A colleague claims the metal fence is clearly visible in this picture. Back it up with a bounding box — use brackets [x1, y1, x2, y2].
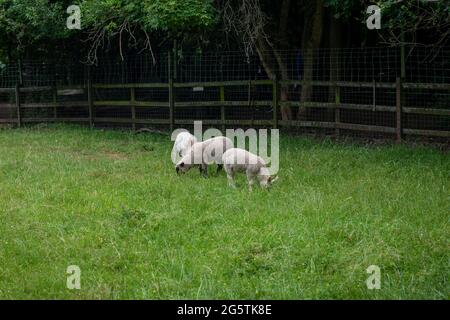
[0, 46, 449, 141]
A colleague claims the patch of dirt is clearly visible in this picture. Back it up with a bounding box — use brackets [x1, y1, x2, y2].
[103, 151, 128, 160]
[66, 149, 129, 161]
[0, 124, 14, 129]
[87, 171, 109, 178]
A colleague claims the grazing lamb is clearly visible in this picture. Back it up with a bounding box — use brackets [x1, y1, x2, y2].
[172, 131, 198, 158]
[222, 148, 278, 190]
[175, 136, 233, 177]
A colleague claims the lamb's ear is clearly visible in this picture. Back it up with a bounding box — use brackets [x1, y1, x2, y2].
[269, 175, 279, 183]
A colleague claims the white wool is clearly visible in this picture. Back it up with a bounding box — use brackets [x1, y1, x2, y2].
[222, 148, 277, 189]
[173, 131, 197, 158]
[175, 136, 233, 175]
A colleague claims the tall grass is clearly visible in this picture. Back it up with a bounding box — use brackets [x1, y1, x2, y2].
[0, 125, 448, 299]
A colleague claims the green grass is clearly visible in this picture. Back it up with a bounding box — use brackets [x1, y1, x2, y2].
[0, 124, 448, 299]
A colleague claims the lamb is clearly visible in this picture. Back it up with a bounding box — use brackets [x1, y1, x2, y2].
[175, 136, 233, 177]
[172, 131, 198, 158]
[222, 148, 278, 190]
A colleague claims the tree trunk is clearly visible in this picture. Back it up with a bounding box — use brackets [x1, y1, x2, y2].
[276, 0, 292, 120]
[255, 37, 276, 80]
[256, 27, 293, 120]
[278, 0, 291, 43]
[253, 0, 293, 121]
[298, 1, 324, 120]
[329, 12, 342, 102]
[273, 49, 292, 120]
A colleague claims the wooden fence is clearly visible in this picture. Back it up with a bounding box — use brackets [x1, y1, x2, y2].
[0, 78, 449, 141]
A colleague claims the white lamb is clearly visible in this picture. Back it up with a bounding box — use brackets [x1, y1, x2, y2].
[222, 148, 278, 190]
[175, 136, 233, 177]
[172, 131, 197, 158]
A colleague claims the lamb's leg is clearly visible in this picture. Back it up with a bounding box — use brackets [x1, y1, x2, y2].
[216, 164, 223, 175]
[246, 171, 255, 192]
[201, 163, 208, 178]
[225, 165, 236, 188]
[227, 174, 236, 188]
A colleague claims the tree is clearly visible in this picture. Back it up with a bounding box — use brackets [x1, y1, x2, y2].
[298, 0, 324, 119]
[327, 0, 450, 48]
[0, 0, 73, 60]
[80, 0, 216, 64]
[219, 0, 297, 120]
[219, 0, 448, 120]
[377, 0, 450, 48]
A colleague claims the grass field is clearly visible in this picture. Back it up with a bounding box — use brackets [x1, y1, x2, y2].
[0, 124, 448, 299]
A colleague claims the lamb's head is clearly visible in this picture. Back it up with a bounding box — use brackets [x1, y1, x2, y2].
[179, 138, 196, 157]
[259, 175, 278, 188]
[175, 154, 193, 174]
[258, 167, 278, 188]
[179, 147, 188, 158]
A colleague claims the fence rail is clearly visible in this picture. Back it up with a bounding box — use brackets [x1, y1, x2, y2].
[0, 78, 449, 140]
[1, 47, 449, 141]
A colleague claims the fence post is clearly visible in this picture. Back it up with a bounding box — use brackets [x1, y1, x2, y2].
[335, 85, 341, 136]
[53, 85, 58, 119]
[15, 84, 21, 127]
[168, 52, 174, 132]
[173, 39, 177, 81]
[396, 77, 403, 143]
[169, 78, 174, 132]
[87, 67, 94, 129]
[400, 33, 406, 79]
[18, 58, 23, 86]
[272, 76, 278, 129]
[130, 87, 136, 131]
[220, 86, 225, 133]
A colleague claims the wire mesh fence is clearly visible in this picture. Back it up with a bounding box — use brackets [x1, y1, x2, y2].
[0, 46, 448, 141]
